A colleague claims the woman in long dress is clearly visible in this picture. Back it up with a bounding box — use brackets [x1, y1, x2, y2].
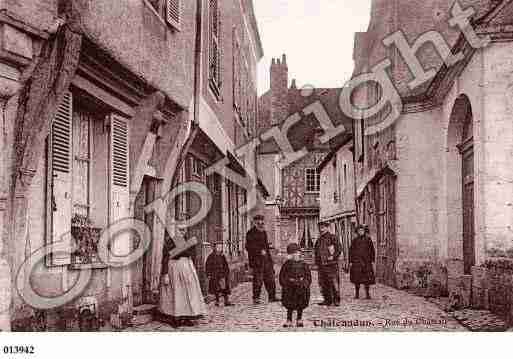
[158, 227, 207, 327]
[349, 224, 376, 299]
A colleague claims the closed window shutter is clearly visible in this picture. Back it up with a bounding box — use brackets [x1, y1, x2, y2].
[166, 0, 180, 29]
[209, 0, 222, 90]
[109, 115, 130, 257]
[217, 7, 222, 88]
[49, 91, 73, 266]
[233, 29, 239, 110]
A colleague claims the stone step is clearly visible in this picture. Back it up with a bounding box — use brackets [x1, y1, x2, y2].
[131, 313, 154, 326]
[133, 304, 156, 316]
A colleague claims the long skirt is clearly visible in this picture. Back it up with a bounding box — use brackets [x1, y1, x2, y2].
[349, 261, 375, 285]
[159, 257, 207, 318]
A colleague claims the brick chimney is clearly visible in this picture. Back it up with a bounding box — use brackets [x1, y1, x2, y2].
[270, 54, 289, 126]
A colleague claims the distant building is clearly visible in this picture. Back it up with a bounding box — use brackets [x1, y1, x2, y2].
[256, 55, 351, 256]
[352, 0, 513, 321]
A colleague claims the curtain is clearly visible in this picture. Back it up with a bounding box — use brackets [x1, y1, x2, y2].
[306, 217, 318, 249]
[297, 218, 306, 248]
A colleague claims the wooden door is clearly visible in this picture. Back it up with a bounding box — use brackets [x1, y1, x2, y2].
[462, 145, 475, 274]
[133, 178, 155, 305]
[375, 175, 396, 287]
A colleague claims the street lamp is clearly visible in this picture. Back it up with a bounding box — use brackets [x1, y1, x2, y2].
[275, 195, 283, 209]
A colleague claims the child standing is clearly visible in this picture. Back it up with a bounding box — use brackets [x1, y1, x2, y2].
[279, 243, 312, 328]
[206, 242, 233, 307]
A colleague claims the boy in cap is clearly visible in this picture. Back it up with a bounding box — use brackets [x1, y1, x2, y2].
[206, 242, 233, 306]
[279, 243, 312, 328]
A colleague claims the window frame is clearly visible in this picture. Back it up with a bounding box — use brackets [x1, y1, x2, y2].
[305, 167, 320, 194]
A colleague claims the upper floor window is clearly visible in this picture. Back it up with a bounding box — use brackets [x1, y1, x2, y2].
[233, 27, 257, 136]
[146, 0, 181, 30]
[191, 156, 205, 180]
[209, 0, 222, 98]
[305, 168, 320, 193]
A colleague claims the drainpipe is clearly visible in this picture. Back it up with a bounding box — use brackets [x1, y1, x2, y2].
[193, 0, 203, 126]
[351, 117, 360, 227]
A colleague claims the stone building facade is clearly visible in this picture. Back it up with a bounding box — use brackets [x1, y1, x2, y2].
[0, 0, 263, 331]
[351, 0, 513, 322]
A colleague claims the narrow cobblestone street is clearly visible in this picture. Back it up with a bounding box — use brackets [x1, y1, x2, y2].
[132, 271, 466, 332]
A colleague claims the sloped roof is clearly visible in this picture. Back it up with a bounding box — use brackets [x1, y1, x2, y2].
[257, 86, 353, 154]
[352, 0, 504, 98]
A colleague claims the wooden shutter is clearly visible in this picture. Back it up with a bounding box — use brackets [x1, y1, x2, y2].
[49, 91, 73, 266]
[109, 114, 130, 257]
[209, 0, 221, 89]
[232, 28, 239, 111]
[166, 0, 180, 30]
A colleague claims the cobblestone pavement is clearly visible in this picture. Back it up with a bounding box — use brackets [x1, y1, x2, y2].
[132, 271, 466, 332]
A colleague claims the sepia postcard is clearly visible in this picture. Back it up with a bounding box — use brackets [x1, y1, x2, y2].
[0, 2, 512, 352]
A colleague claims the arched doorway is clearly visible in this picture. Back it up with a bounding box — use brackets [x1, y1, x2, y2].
[459, 105, 474, 274]
[447, 95, 474, 274]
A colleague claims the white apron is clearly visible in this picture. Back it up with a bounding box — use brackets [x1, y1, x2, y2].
[159, 257, 207, 317]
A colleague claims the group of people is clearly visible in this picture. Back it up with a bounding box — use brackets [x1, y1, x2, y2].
[156, 215, 376, 329]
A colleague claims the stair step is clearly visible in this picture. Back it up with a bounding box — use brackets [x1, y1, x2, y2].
[133, 304, 156, 316]
[131, 313, 153, 326]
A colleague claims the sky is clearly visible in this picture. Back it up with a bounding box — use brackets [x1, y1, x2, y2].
[254, 0, 372, 94]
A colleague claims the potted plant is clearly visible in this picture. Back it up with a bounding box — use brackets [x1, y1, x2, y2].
[71, 214, 102, 266]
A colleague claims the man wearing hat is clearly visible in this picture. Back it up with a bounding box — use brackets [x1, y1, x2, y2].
[245, 214, 278, 304]
[314, 220, 342, 306]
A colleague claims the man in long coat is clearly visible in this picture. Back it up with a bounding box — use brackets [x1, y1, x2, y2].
[349, 224, 376, 299]
[245, 215, 279, 304]
[314, 221, 342, 306]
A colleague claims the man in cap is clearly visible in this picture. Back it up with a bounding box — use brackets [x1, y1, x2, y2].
[314, 220, 342, 306]
[245, 214, 278, 304]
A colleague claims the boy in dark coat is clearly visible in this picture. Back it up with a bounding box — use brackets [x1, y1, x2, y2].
[349, 224, 376, 299]
[279, 243, 312, 328]
[206, 242, 233, 306]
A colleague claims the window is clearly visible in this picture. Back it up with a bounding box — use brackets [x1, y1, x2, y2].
[305, 168, 320, 193]
[209, 0, 222, 97]
[191, 156, 205, 179]
[146, 0, 181, 30]
[47, 91, 129, 267]
[227, 180, 247, 257]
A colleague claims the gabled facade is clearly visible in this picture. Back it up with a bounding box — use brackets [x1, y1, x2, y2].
[352, 0, 513, 322]
[318, 138, 356, 270]
[256, 55, 351, 256]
